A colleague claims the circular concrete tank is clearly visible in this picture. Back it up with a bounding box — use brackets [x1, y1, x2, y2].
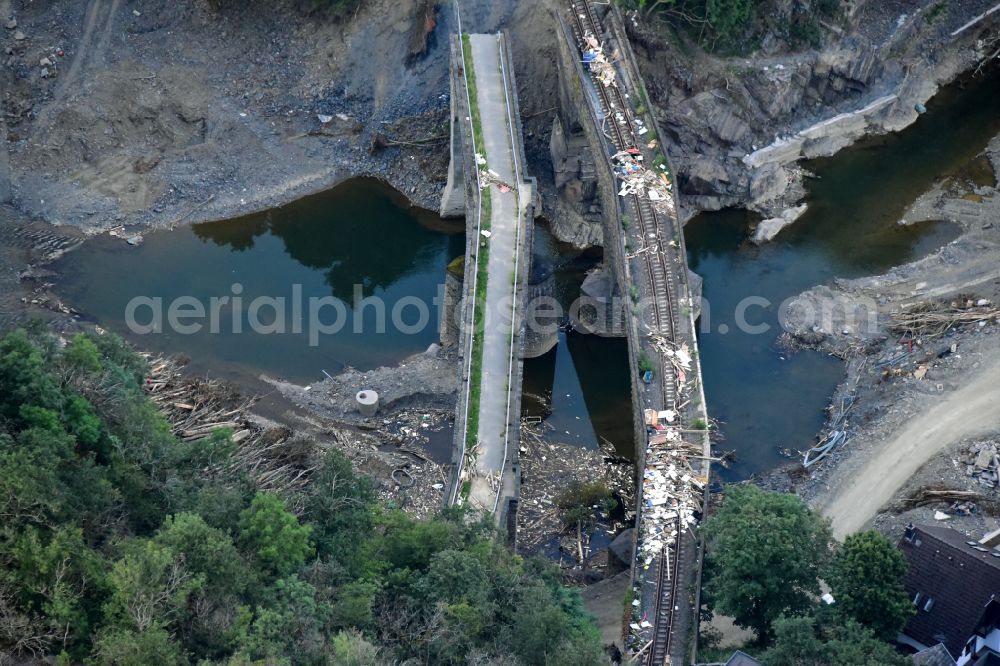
[355, 390, 379, 417]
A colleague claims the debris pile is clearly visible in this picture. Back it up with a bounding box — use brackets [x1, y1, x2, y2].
[898, 485, 999, 517]
[963, 441, 1000, 489]
[517, 419, 634, 554]
[634, 442, 703, 566]
[625, 425, 704, 651]
[478, 168, 514, 193]
[891, 298, 999, 338]
[612, 151, 676, 215]
[582, 35, 617, 88]
[149, 355, 448, 519]
[274, 350, 458, 424]
[144, 354, 315, 499]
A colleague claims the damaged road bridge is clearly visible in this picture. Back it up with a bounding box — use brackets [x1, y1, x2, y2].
[440, 27, 538, 533]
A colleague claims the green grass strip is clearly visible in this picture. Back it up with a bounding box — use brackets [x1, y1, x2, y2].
[461, 34, 491, 451]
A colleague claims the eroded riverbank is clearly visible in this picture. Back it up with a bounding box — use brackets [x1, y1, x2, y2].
[687, 66, 1000, 481]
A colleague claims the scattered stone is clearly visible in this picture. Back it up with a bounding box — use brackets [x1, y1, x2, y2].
[39, 57, 51, 67]
[126, 235, 143, 246]
[13, 30, 25, 41]
[40, 67, 49, 78]
[4, 18, 16, 30]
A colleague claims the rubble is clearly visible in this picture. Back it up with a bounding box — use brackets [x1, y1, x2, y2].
[612, 151, 677, 216]
[517, 419, 634, 557]
[149, 353, 450, 520]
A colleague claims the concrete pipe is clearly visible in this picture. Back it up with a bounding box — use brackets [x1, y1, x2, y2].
[355, 390, 379, 417]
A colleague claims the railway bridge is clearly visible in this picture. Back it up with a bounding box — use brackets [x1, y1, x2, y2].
[554, 3, 713, 662]
[439, 4, 711, 662]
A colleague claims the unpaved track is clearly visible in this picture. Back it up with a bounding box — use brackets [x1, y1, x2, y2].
[818, 352, 1000, 539]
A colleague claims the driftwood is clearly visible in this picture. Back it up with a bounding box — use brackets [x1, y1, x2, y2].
[897, 486, 1000, 515]
[891, 299, 999, 338]
[142, 354, 315, 502]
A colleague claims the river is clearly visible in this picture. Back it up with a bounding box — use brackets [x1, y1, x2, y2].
[53, 69, 999, 480]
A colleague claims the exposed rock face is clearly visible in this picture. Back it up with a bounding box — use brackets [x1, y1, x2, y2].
[751, 204, 808, 244]
[687, 269, 703, 321]
[547, 116, 604, 247]
[624, 0, 1000, 219]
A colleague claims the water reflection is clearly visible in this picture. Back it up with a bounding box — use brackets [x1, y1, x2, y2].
[193, 179, 462, 301]
[55, 179, 464, 384]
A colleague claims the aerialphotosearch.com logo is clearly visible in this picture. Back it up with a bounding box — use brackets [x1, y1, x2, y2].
[123, 282, 881, 345]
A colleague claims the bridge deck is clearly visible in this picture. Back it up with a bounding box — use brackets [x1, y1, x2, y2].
[451, 33, 531, 518]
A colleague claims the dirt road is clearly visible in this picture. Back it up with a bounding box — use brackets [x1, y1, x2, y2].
[817, 350, 1000, 539]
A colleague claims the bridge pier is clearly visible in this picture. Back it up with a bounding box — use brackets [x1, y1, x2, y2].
[439, 61, 467, 219]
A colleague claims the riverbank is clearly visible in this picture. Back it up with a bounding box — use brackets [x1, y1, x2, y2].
[624, 0, 1000, 225]
[766, 132, 1000, 539]
[1, 0, 451, 233]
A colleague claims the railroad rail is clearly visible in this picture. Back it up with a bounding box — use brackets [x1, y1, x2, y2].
[568, 2, 684, 663]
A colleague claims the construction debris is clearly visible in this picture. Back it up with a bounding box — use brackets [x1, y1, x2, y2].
[478, 168, 514, 193]
[963, 440, 1000, 489]
[517, 419, 634, 556]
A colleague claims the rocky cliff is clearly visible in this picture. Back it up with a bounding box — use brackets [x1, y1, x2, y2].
[625, 0, 1000, 222]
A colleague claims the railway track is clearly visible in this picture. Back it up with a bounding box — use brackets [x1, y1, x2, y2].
[568, 0, 677, 399]
[568, 3, 684, 663]
[648, 521, 684, 664]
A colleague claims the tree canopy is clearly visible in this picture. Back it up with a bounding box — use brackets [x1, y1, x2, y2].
[0, 326, 605, 665]
[704, 484, 833, 644]
[763, 614, 910, 666]
[827, 530, 914, 641]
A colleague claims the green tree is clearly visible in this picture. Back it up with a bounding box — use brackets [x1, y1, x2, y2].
[763, 614, 910, 666]
[91, 626, 185, 666]
[0, 329, 62, 420]
[154, 511, 251, 658]
[827, 530, 913, 640]
[705, 0, 753, 43]
[102, 539, 197, 633]
[155, 513, 247, 597]
[238, 493, 313, 577]
[303, 448, 375, 570]
[236, 576, 329, 665]
[704, 485, 832, 644]
[329, 629, 384, 666]
[0, 526, 107, 655]
[61, 334, 103, 380]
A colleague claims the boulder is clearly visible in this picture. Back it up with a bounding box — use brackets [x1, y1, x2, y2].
[681, 156, 731, 196]
[748, 162, 789, 205]
[751, 204, 807, 244]
[608, 528, 634, 568]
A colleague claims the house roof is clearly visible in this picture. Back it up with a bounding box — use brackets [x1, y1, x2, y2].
[724, 651, 762, 666]
[899, 524, 1000, 657]
[972, 649, 1000, 666]
[912, 643, 957, 666]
